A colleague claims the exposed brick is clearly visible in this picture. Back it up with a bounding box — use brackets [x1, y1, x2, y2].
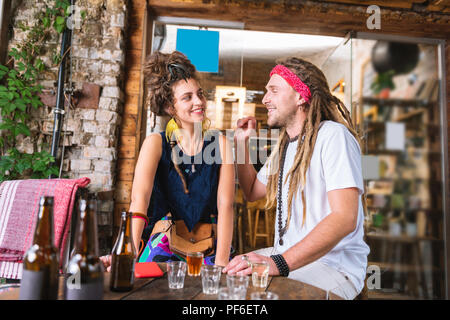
[94, 159, 114, 172]
[111, 13, 125, 28]
[96, 109, 117, 123]
[72, 46, 89, 59]
[82, 120, 98, 133]
[80, 109, 96, 120]
[71, 159, 92, 171]
[95, 135, 111, 148]
[84, 147, 116, 161]
[102, 86, 122, 99]
[66, 117, 82, 132]
[98, 97, 121, 112]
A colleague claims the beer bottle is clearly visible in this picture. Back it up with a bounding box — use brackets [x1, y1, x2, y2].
[110, 211, 136, 292]
[19, 196, 59, 300]
[64, 196, 104, 299]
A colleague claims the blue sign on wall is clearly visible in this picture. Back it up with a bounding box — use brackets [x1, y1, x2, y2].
[176, 29, 219, 73]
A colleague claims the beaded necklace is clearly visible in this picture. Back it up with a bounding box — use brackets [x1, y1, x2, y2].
[277, 133, 304, 246]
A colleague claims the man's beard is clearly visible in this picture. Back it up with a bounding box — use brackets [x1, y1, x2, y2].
[267, 110, 286, 129]
[268, 122, 282, 129]
[267, 104, 299, 129]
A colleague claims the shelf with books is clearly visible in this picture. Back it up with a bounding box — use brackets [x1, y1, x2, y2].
[361, 97, 437, 108]
[366, 232, 442, 243]
[365, 121, 440, 134]
[367, 261, 441, 273]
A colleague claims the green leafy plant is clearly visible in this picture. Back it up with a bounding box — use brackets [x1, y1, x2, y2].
[370, 70, 396, 95]
[0, 0, 74, 181]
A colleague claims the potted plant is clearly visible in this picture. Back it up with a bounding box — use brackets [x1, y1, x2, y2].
[370, 70, 396, 99]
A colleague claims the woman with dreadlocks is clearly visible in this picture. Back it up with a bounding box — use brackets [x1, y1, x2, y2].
[223, 57, 369, 299]
[100, 51, 235, 269]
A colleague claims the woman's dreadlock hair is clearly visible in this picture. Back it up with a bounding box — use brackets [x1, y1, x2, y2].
[143, 51, 199, 194]
[265, 57, 364, 230]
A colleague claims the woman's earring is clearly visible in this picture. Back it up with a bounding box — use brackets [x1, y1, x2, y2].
[165, 118, 180, 143]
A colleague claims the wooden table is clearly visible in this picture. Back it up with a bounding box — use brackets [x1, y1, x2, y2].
[0, 263, 341, 300]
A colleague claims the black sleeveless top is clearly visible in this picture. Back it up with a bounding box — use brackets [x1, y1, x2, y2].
[143, 130, 222, 241]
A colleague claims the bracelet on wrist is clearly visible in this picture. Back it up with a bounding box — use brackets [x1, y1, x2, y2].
[131, 212, 149, 228]
[270, 254, 290, 277]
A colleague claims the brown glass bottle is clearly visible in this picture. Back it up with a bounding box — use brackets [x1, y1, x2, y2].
[64, 197, 104, 300]
[110, 211, 136, 292]
[19, 196, 59, 300]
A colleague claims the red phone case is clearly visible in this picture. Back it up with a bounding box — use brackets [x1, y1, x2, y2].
[134, 262, 164, 278]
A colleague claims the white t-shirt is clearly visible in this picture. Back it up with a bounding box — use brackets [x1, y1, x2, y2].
[257, 120, 370, 292]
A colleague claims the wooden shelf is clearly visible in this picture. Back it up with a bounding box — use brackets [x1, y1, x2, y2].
[365, 121, 440, 131]
[366, 232, 442, 243]
[365, 121, 419, 132]
[368, 261, 441, 273]
[366, 206, 442, 215]
[362, 97, 437, 108]
[365, 149, 403, 155]
[394, 108, 426, 122]
[365, 149, 441, 156]
[364, 177, 428, 182]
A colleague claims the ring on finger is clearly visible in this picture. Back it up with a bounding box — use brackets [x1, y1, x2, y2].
[241, 255, 251, 268]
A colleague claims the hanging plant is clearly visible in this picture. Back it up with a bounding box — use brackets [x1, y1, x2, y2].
[370, 70, 396, 96]
[0, 0, 82, 181]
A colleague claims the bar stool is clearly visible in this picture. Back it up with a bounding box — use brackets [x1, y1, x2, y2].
[246, 198, 274, 249]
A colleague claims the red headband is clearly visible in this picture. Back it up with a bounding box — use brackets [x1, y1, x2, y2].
[270, 65, 311, 103]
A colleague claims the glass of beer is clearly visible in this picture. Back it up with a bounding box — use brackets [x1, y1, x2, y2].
[186, 252, 203, 276]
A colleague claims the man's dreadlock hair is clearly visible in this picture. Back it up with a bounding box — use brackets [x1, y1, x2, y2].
[265, 57, 364, 230]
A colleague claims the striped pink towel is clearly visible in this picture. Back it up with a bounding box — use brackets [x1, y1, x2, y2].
[0, 177, 90, 279]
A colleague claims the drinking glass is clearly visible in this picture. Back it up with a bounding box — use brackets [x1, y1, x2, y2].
[251, 261, 269, 288]
[217, 287, 233, 300]
[186, 252, 203, 277]
[167, 261, 187, 289]
[201, 265, 222, 294]
[226, 274, 249, 299]
[250, 291, 279, 300]
[217, 286, 247, 300]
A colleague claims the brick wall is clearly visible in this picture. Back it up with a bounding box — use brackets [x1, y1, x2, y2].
[6, 0, 128, 254]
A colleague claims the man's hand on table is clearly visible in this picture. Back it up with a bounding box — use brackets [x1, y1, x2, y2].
[222, 252, 279, 276]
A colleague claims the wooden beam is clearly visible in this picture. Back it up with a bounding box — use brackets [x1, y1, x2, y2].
[117, 159, 136, 181]
[114, 181, 132, 204]
[319, 0, 424, 9]
[125, 49, 143, 71]
[146, 0, 450, 39]
[121, 113, 138, 135]
[119, 135, 136, 159]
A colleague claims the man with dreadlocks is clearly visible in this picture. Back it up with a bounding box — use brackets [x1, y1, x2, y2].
[223, 58, 370, 299]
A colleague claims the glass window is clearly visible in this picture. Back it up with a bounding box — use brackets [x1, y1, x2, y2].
[354, 39, 446, 299]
